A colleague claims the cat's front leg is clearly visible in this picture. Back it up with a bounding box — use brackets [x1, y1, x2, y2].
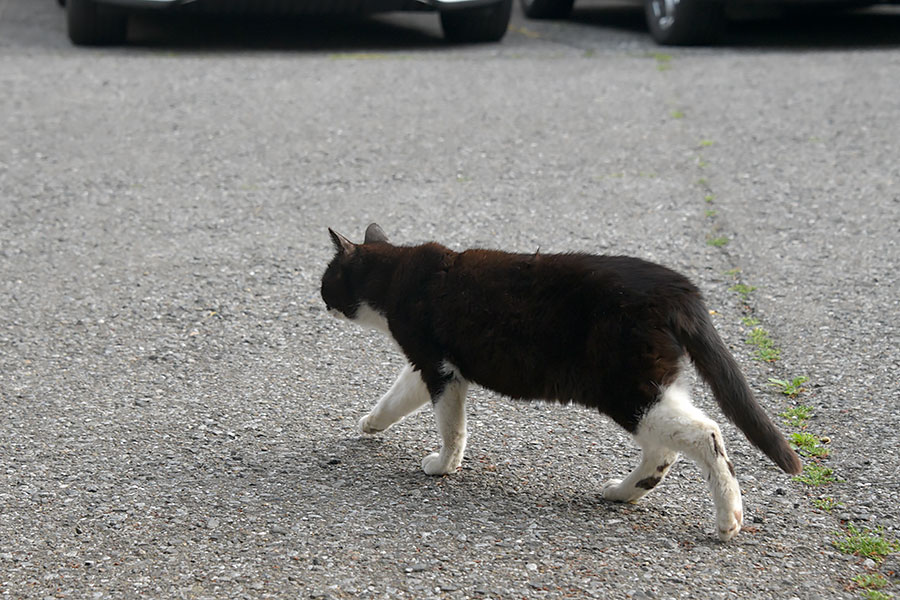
[358, 364, 431, 434]
[421, 377, 469, 475]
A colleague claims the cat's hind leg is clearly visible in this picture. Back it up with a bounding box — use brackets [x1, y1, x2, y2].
[421, 376, 469, 476]
[633, 381, 743, 541]
[358, 363, 431, 434]
[601, 443, 679, 504]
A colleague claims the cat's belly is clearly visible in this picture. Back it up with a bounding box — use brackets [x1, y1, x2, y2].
[443, 356, 583, 404]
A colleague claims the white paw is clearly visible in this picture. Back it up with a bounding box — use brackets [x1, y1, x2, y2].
[357, 414, 384, 435]
[716, 508, 743, 542]
[602, 479, 639, 503]
[714, 482, 743, 541]
[601, 478, 624, 499]
[421, 452, 458, 476]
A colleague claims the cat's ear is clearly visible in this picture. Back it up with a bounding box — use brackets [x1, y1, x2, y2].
[328, 228, 356, 256]
[364, 223, 389, 245]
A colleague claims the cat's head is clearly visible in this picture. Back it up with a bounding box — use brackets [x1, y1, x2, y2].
[321, 223, 390, 322]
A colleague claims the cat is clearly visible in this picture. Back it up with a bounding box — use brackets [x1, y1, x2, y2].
[321, 223, 802, 541]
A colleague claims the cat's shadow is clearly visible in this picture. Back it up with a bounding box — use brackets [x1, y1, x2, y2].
[316, 434, 719, 546]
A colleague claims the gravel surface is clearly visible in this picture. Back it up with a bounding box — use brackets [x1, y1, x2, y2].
[2, 1, 899, 599]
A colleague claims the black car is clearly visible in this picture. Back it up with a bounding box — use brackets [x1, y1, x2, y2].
[62, 0, 513, 45]
[521, 0, 893, 45]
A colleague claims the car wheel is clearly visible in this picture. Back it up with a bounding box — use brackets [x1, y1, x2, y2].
[644, 0, 724, 46]
[519, 0, 575, 19]
[67, 0, 128, 46]
[440, 0, 513, 43]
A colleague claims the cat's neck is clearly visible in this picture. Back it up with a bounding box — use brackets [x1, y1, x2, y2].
[355, 242, 455, 310]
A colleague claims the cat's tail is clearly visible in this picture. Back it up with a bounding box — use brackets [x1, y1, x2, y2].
[676, 300, 802, 475]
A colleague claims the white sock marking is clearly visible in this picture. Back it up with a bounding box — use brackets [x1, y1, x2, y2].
[608, 382, 743, 541]
[359, 364, 431, 434]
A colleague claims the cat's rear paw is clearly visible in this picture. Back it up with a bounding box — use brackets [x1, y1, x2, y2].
[716, 508, 743, 542]
[421, 452, 459, 476]
[601, 479, 641, 504]
[358, 414, 384, 435]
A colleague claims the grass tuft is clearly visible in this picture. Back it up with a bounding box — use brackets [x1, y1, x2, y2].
[853, 573, 889, 591]
[768, 376, 809, 398]
[730, 283, 757, 301]
[834, 524, 900, 563]
[746, 327, 781, 362]
[794, 463, 838, 486]
[789, 432, 830, 458]
[780, 404, 814, 428]
[812, 497, 841, 512]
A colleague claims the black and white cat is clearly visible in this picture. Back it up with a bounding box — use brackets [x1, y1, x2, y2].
[321, 223, 801, 541]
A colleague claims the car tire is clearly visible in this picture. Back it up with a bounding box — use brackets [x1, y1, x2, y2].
[67, 0, 128, 46]
[644, 0, 724, 46]
[440, 0, 513, 43]
[519, 0, 575, 19]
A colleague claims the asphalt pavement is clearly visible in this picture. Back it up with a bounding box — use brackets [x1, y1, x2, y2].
[1, 1, 899, 599]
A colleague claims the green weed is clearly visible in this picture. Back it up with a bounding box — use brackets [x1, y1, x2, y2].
[746, 327, 781, 362]
[742, 317, 760, 327]
[789, 432, 830, 458]
[756, 347, 781, 362]
[854, 573, 889, 591]
[730, 283, 757, 301]
[834, 524, 900, 563]
[794, 463, 838, 486]
[861, 590, 892, 600]
[780, 404, 814, 428]
[812, 497, 841, 512]
[768, 376, 810, 398]
[707, 236, 729, 248]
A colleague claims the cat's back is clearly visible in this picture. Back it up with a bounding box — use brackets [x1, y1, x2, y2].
[441, 248, 697, 302]
[424, 248, 698, 402]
